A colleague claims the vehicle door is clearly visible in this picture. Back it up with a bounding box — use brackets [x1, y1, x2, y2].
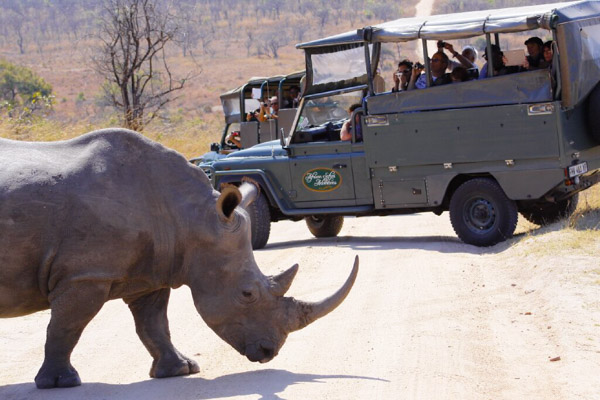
[286, 90, 365, 206]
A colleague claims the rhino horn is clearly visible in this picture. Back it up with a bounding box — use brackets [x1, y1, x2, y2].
[291, 256, 359, 332]
[270, 264, 299, 297]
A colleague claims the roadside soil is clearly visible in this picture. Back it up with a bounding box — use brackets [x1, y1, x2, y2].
[1, 213, 599, 400]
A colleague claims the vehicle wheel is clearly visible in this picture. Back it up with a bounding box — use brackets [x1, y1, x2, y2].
[449, 178, 518, 247]
[305, 215, 344, 238]
[247, 192, 271, 250]
[520, 193, 579, 226]
[586, 83, 600, 143]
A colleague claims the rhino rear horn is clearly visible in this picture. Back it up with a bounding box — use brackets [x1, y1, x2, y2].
[270, 264, 299, 297]
[291, 256, 359, 331]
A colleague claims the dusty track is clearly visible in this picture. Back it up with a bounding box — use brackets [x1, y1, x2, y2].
[1, 213, 599, 400]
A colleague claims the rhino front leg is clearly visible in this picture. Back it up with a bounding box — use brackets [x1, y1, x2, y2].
[126, 288, 200, 378]
[35, 283, 110, 389]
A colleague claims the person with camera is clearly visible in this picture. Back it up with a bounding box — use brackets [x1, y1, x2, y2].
[256, 96, 279, 122]
[392, 59, 413, 92]
[408, 51, 451, 90]
[438, 41, 478, 73]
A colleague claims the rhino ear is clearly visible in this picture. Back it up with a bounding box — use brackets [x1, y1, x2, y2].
[238, 179, 260, 210]
[216, 185, 242, 222]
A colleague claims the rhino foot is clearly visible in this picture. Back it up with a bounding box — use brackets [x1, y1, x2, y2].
[151, 353, 200, 378]
[35, 365, 81, 389]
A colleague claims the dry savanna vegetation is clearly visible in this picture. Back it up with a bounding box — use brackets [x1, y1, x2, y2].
[0, 0, 598, 247]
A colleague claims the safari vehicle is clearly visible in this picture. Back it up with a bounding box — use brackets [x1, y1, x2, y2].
[189, 71, 304, 171]
[207, 1, 600, 249]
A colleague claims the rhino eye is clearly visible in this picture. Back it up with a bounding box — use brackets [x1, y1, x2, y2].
[239, 289, 257, 304]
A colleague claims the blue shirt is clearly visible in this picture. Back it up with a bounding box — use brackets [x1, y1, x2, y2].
[478, 63, 489, 79]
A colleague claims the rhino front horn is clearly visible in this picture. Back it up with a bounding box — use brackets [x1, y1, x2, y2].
[291, 255, 359, 331]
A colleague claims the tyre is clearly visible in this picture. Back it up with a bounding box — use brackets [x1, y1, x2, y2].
[305, 215, 344, 238]
[449, 178, 518, 247]
[247, 192, 271, 250]
[520, 193, 579, 226]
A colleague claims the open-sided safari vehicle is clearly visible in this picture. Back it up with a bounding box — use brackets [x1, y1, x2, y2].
[190, 71, 304, 173]
[207, 1, 600, 249]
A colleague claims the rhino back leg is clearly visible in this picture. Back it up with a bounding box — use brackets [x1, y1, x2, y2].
[125, 288, 200, 378]
[35, 282, 110, 389]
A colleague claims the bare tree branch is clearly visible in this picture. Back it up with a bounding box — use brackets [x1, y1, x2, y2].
[92, 0, 194, 131]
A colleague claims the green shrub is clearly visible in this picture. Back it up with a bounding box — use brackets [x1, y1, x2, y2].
[0, 59, 54, 121]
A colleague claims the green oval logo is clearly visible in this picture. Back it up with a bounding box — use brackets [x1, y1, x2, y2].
[302, 168, 342, 192]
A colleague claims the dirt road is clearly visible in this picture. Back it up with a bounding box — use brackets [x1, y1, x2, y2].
[1, 213, 599, 400]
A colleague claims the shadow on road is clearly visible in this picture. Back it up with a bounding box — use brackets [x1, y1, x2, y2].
[0, 369, 387, 400]
[263, 232, 529, 255]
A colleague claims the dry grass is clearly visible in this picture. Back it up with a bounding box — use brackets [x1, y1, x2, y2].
[0, 113, 222, 160]
[512, 185, 600, 256]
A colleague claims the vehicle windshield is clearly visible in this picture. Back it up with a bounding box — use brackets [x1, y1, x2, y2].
[295, 89, 364, 132]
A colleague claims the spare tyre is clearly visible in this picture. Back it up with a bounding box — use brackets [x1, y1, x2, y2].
[586, 83, 600, 143]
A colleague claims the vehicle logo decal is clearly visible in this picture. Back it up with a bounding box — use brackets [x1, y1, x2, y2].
[302, 168, 342, 192]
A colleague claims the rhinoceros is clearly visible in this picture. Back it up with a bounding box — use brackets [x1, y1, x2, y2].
[0, 128, 358, 389]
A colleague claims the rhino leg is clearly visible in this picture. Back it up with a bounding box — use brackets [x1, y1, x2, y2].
[35, 283, 110, 389]
[126, 288, 200, 378]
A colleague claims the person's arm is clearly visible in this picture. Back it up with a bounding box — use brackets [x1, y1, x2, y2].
[256, 102, 268, 122]
[392, 71, 400, 92]
[407, 67, 422, 90]
[445, 43, 476, 69]
[340, 121, 352, 141]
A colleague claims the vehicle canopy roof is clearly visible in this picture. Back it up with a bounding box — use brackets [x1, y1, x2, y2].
[297, 1, 600, 47]
[297, 0, 600, 108]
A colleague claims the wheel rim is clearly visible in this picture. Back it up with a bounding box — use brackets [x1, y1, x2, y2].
[463, 197, 496, 233]
[308, 216, 325, 226]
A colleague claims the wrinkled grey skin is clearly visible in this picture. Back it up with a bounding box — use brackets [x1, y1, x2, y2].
[0, 129, 358, 389]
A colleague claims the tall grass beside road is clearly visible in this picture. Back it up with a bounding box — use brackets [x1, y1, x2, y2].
[0, 114, 221, 160]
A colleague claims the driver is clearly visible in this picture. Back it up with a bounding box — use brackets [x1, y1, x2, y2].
[340, 103, 363, 141]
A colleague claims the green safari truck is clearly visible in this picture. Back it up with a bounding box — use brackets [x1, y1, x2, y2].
[207, 1, 600, 249]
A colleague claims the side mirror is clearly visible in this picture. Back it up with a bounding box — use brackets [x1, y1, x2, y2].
[210, 142, 220, 152]
[280, 128, 290, 154]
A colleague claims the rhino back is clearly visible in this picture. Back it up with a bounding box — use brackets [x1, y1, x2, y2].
[0, 129, 214, 316]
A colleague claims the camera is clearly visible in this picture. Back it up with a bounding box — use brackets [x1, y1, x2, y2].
[414, 62, 424, 70]
[437, 40, 446, 48]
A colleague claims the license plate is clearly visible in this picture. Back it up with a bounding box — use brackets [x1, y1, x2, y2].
[568, 162, 588, 178]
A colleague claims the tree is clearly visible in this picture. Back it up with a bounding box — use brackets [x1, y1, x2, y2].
[0, 59, 54, 120]
[94, 0, 191, 131]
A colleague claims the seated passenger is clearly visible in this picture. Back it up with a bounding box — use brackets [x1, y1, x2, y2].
[392, 59, 413, 92]
[478, 44, 520, 79]
[408, 51, 451, 90]
[256, 96, 279, 122]
[283, 86, 301, 109]
[439, 41, 478, 73]
[543, 40, 553, 68]
[225, 131, 241, 148]
[451, 66, 469, 83]
[246, 108, 260, 122]
[340, 103, 362, 142]
[524, 37, 548, 70]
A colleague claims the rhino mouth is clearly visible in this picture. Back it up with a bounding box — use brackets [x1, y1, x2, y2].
[244, 341, 276, 363]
